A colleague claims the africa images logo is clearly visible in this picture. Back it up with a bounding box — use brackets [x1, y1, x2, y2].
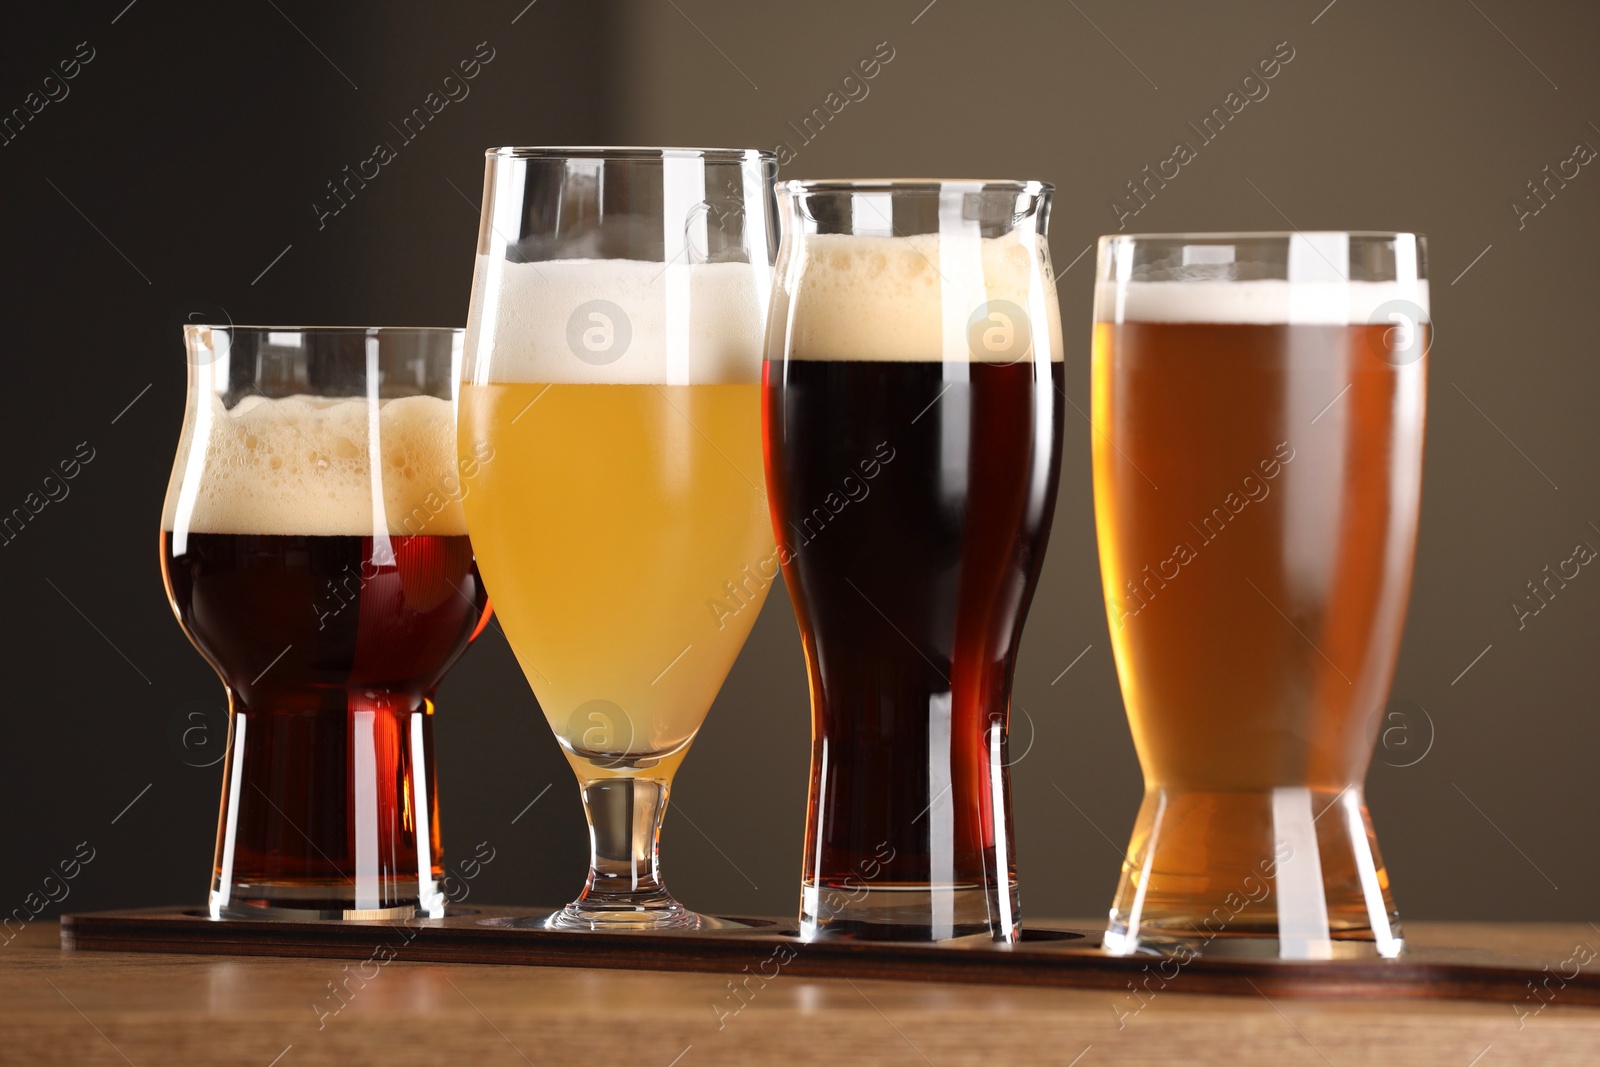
[565, 300, 632, 365]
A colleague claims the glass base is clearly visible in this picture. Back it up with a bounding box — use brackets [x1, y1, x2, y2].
[557, 775, 709, 931]
[544, 902, 743, 931]
[209, 880, 444, 921]
[800, 882, 1019, 942]
[1103, 928, 1402, 960]
[545, 893, 703, 931]
[478, 911, 756, 932]
[206, 699, 448, 924]
[1105, 785, 1402, 960]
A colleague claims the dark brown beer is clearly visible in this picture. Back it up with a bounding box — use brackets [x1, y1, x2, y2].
[162, 531, 489, 913]
[764, 358, 1063, 940]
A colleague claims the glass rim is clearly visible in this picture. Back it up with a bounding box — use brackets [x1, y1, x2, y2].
[181, 324, 464, 334]
[1098, 230, 1424, 244]
[484, 146, 776, 163]
[783, 178, 1051, 195]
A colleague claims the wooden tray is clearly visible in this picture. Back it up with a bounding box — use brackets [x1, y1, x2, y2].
[60, 906, 1599, 1007]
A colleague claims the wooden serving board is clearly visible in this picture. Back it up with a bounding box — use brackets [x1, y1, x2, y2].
[60, 906, 1599, 1007]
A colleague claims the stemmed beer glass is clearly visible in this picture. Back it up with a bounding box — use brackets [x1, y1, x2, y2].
[459, 147, 778, 929]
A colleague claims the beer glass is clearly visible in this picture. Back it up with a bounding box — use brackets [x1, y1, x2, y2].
[766, 180, 1064, 941]
[459, 147, 778, 930]
[1092, 232, 1428, 959]
[162, 326, 492, 919]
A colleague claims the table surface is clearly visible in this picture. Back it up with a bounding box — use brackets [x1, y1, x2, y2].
[3, 920, 1597, 1066]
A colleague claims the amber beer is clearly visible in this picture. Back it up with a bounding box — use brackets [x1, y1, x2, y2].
[164, 531, 487, 910]
[162, 383, 490, 918]
[1092, 244, 1428, 957]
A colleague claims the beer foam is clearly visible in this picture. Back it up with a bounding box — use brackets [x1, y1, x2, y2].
[781, 233, 1064, 362]
[162, 394, 469, 537]
[466, 257, 766, 384]
[1094, 280, 1431, 325]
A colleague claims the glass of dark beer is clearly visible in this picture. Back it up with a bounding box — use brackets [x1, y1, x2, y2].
[161, 326, 492, 919]
[765, 180, 1065, 941]
[1092, 232, 1428, 959]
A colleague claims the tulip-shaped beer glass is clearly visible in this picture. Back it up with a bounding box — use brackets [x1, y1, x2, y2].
[459, 148, 778, 929]
[161, 326, 492, 919]
[1092, 232, 1428, 958]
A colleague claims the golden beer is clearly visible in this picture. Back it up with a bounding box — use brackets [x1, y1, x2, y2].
[462, 146, 777, 929]
[458, 381, 772, 778]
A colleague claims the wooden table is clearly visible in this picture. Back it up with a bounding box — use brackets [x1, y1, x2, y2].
[6, 921, 1598, 1065]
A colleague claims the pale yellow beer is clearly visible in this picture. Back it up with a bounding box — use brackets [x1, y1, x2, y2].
[462, 147, 777, 929]
[459, 380, 772, 778]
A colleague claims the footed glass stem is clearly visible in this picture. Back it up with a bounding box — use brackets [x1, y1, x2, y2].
[547, 776, 700, 931]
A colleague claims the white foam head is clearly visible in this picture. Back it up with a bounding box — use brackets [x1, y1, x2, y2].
[1094, 279, 1431, 324]
[779, 233, 1064, 362]
[162, 394, 468, 537]
[465, 257, 766, 385]
[1096, 232, 1428, 324]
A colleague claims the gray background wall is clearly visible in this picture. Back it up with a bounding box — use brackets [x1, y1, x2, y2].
[1, 0, 1594, 927]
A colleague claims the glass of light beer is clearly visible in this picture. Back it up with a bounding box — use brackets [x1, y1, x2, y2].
[1092, 232, 1428, 958]
[766, 180, 1065, 941]
[161, 326, 492, 919]
[459, 147, 777, 929]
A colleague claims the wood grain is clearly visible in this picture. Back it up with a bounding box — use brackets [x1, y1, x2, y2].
[11, 919, 1600, 1066]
